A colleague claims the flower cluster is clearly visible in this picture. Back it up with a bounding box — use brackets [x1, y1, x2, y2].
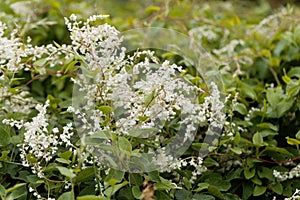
[0, 20, 59, 72]
[189, 25, 226, 44]
[284, 189, 300, 200]
[64, 13, 124, 72]
[273, 189, 300, 200]
[0, 19, 65, 115]
[0, 21, 27, 72]
[64, 14, 225, 172]
[3, 101, 75, 178]
[273, 164, 300, 182]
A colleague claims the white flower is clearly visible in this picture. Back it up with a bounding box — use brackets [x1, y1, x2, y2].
[52, 127, 59, 133]
[29, 187, 34, 192]
[69, 14, 77, 21]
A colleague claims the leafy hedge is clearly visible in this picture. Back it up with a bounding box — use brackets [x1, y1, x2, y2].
[0, 1, 300, 200]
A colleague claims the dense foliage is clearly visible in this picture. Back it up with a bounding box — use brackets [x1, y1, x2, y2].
[0, 1, 300, 199]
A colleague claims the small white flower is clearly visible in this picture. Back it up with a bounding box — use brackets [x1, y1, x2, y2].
[52, 127, 59, 133]
[29, 187, 34, 192]
[69, 14, 77, 21]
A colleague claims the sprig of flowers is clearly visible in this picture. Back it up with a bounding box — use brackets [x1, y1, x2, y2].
[273, 164, 300, 182]
[3, 100, 76, 178]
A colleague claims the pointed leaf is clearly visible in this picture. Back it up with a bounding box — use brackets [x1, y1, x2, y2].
[253, 132, 263, 146]
[253, 185, 266, 196]
[58, 192, 73, 200]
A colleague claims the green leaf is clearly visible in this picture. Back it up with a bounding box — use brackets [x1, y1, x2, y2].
[6, 186, 27, 200]
[155, 177, 175, 190]
[258, 130, 278, 137]
[105, 169, 124, 183]
[175, 189, 192, 199]
[276, 98, 294, 117]
[33, 58, 47, 67]
[269, 57, 280, 67]
[53, 40, 62, 48]
[282, 74, 292, 84]
[5, 183, 26, 194]
[129, 173, 143, 186]
[58, 151, 73, 160]
[244, 168, 255, 179]
[287, 81, 300, 97]
[195, 183, 209, 192]
[75, 167, 95, 183]
[266, 87, 294, 118]
[59, 99, 73, 108]
[155, 191, 172, 200]
[256, 123, 278, 132]
[287, 67, 300, 78]
[239, 82, 257, 100]
[242, 182, 253, 200]
[57, 166, 75, 179]
[128, 127, 158, 137]
[246, 157, 261, 168]
[224, 193, 240, 200]
[205, 178, 231, 192]
[296, 130, 300, 139]
[78, 185, 97, 197]
[118, 136, 132, 153]
[258, 167, 275, 181]
[26, 154, 38, 163]
[138, 115, 150, 122]
[162, 52, 176, 59]
[98, 105, 113, 114]
[77, 195, 106, 200]
[132, 186, 141, 199]
[0, 184, 5, 199]
[117, 187, 134, 200]
[0, 150, 10, 161]
[10, 134, 23, 145]
[0, 123, 11, 147]
[144, 90, 156, 106]
[108, 179, 117, 186]
[193, 194, 215, 200]
[226, 168, 242, 181]
[204, 157, 219, 167]
[251, 176, 262, 185]
[286, 137, 300, 145]
[253, 185, 266, 196]
[55, 158, 71, 164]
[148, 171, 161, 182]
[191, 143, 209, 152]
[260, 49, 271, 57]
[253, 132, 263, 146]
[261, 146, 293, 156]
[183, 177, 192, 190]
[58, 191, 74, 200]
[230, 147, 242, 155]
[65, 60, 79, 73]
[208, 185, 225, 199]
[269, 182, 283, 195]
[145, 6, 161, 13]
[103, 181, 128, 197]
[234, 103, 247, 115]
[266, 87, 282, 108]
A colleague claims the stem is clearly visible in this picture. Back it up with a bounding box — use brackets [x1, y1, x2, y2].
[22, 69, 76, 89]
[269, 66, 281, 86]
[251, 155, 300, 165]
[255, 146, 259, 157]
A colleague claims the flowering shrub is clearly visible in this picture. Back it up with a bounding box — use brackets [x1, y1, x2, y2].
[0, 1, 300, 200]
